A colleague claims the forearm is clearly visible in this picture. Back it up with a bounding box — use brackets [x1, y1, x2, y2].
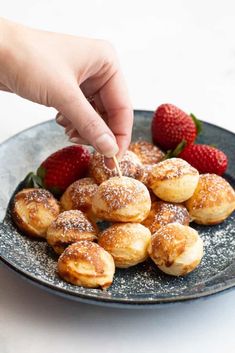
[0, 18, 17, 91]
[0, 18, 30, 94]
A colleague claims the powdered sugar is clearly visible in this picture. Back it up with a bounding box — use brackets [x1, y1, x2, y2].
[190, 173, 235, 209]
[63, 177, 98, 210]
[129, 140, 165, 165]
[151, 158, 198, 181]
[143, 201, 190, 233]
[18, 188, 57, 210]
[99, 177, 149, 211]
[1, 191, 235, 302]
[89, 151, 144, 184]
[51, 210, 95, 233]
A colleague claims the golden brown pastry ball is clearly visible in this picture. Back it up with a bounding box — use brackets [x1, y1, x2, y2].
[60, 177, 98, 213]
[98, 223, 151, 268]
[142, 201, 190, 233]
[57, 241, 115, 289]
[47, 210, 97, 254]
[148, 158, 199, 202]
[140, 164, 156, 187]
[129, 140, 165, 165]
[89, 150, 144, 184]
[92, 176, 151, 222]
[185, 174, 235, 225]
[148, 223, 203, 276]
[11, 188, 60, 238]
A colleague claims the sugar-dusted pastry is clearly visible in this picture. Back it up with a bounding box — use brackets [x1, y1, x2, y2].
[185, 174, 235, 225]
[148, 223, 203, 276]
[98, 223, 151, 268]
[148, 158, 199, 202]
[60, 177, 98, 213]
[11, 188, 60, 238]
[140, 164, 155, 187]
[57, 241, 115, 289]
[47, 210, 97, 254]
[129, 140, 165, 165]
[89, 150, 144, 184]
[92, 176, 151, 222]
[142, 201, 190, 234]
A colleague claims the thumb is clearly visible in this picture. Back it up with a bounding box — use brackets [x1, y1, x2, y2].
[55, 86, 119, 158]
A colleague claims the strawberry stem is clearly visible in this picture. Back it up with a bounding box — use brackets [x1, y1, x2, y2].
[190, 113, 202, 135]
[164, 140, 187, 159]
[22, 172, 44, 189]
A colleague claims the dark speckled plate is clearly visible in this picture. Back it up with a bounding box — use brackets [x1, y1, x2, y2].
[0, 110, 235, 308]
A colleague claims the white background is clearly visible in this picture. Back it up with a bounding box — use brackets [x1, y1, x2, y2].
[0, 1, 235, 353]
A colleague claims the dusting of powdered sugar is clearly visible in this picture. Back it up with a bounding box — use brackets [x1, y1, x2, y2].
[50, 210, 95, 233]
[129, 140, 165, 165]
[89, 150, 144, 184]
[190, 174, 235, 209]
[99, 177, 148, 211]
[143, 201, 190, 233]
[151, 158, 198, 181]
[1, 113, 235, 305]
[1, 204, 235, 301]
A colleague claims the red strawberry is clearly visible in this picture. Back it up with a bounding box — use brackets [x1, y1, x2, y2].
[152, 104, 201, 150]
[179, 144, 228, 175]
[30, 145, 91, 196]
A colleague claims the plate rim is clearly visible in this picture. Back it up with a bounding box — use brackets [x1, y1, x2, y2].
[1, 239, 235, 308]
[0, 109, 235, 307]
[1, 110, 235, 147]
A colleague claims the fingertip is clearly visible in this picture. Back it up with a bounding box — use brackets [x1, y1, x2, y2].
[95, 133, 119, 158]
[69, 137, 88, 145]
[104, 157, 116, 170]
[115, 134, 131, 161]
[55, 113, 69, 127]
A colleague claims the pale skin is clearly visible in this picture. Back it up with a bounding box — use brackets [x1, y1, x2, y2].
[0, 18, 133, 164]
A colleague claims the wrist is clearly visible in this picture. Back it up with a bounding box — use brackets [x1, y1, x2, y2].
[0, 18, 15, 54]
[0, 18, 23, 87]
[0, 19, 13, 74]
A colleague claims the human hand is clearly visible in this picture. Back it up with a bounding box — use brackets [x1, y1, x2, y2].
[0, 18, 133, 159]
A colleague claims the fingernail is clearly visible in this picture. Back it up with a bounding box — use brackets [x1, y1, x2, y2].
[69, 137, 80, 143]
[56, 114, 64, 123]
[95, 134, 119, 158]
[66, 128, 74, 136]
[104, 157, 116, 170]
[69, 137, 88, 145]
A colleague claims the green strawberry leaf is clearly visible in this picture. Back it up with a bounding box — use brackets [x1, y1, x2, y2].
[172, 140, 187, 156]
[164, 140, 187, 159]
[190, 113, 202, 135]
[22, 172, 44, 188]
[37, 166, 46, 179]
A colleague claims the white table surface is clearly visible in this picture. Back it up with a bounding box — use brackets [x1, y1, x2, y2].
[1, 1, 235, 352]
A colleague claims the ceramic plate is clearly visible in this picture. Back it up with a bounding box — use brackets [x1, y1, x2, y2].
[0, 110, 235, 308]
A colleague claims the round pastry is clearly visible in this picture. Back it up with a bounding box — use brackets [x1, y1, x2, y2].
[142, 201, 190, 234]
[57, 240, 115, 289]
[47, 210, 97, 254]
[148, 223, 203, 276]
[11, 188, 60, 238]
[140, 164, 155, 187]
[60, 177, 98, 213]
[129, 140, 165, 165]
[89, 150, 144, 184]
[98, 223, 151, 268]
[92, 176, 151, 222]
[185, 173, 235, 225]
[148, 158, 199, 202]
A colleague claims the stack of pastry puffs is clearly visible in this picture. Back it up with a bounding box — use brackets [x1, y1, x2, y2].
[12, 141, 235, 289]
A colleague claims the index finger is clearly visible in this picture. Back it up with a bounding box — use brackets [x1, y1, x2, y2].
[99, 69, 134, 159]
